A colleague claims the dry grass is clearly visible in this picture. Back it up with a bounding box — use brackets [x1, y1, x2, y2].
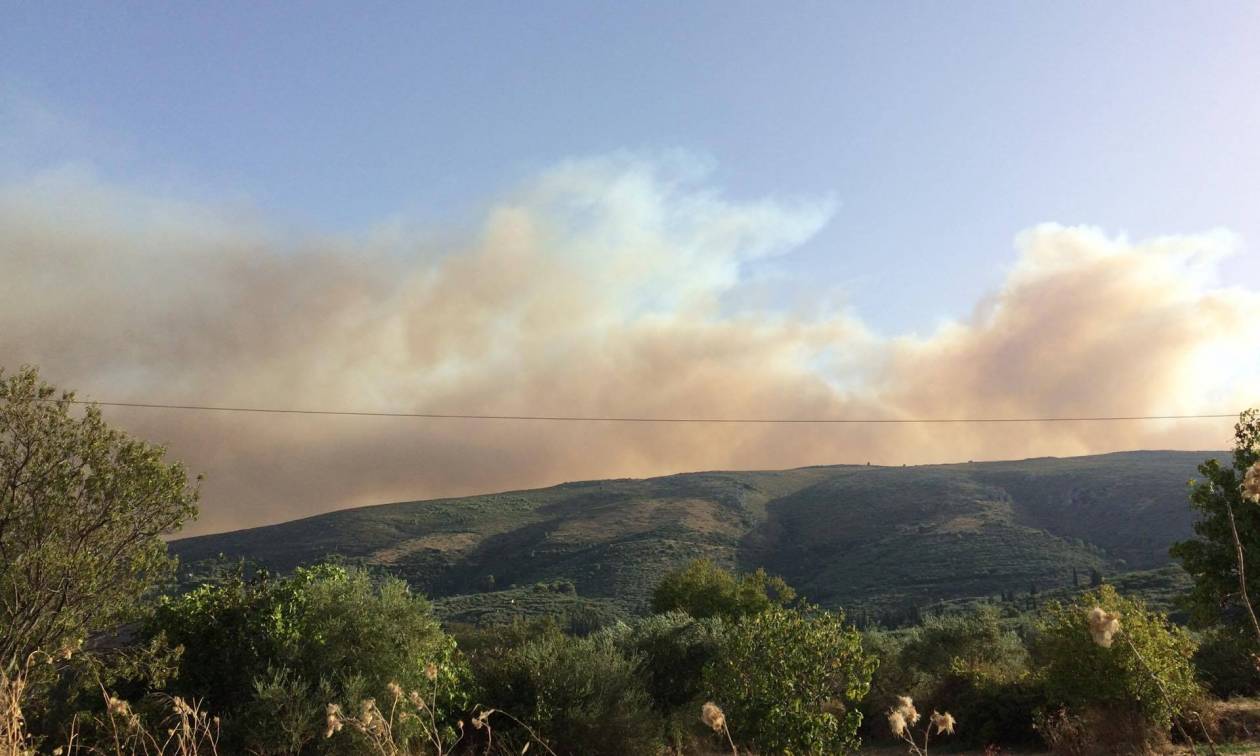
[2, 650, 219, 756]
[371, 532, 483, 563]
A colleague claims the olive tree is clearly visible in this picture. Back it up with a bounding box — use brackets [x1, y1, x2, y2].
[1171, 409, 1260, 633]
[703, 606, 876, 753]
[1032, 585, 1200, 733]
[0, 366, 199, 665]
[651, 559, 796, 620]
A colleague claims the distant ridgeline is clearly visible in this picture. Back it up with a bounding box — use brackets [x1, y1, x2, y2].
[170, 451, 1213, 628]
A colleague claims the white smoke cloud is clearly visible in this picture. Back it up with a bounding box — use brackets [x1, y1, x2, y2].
[2, 156, 1258, 534]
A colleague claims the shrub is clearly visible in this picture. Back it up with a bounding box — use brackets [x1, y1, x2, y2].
[1192, 626, 1260, 698]
[926, 673, 1043, 747]
[473, 628, 660, 756]
[0, 366, 199, 666]
[651, 559, 795, 620]
[1171, 409, 1260, 632]
[601, 611, 728, 750]
[889, 607, 1040, 747]
[150, 564, 471, 753]
[603, 612, 725, 714]
[898, 607, 1029, 683]
[1032, 585, 1201, 735]
[703, 606, 876, 754]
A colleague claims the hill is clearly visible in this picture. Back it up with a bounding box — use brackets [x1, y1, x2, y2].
[171, 450, 1215, 620]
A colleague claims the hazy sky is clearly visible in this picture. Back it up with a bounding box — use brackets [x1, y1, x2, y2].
[3, 3, 1260, 534]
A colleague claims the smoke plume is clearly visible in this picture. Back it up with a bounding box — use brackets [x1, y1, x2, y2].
[2, 156, 1258, 534]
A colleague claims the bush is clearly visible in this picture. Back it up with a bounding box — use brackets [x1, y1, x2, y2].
[1194, 626, 1260, 698]
[864, 607, 1041, 747]
[600, 612, 728, 750]
[912, 608, 1038, 745]
[473, 628, 660, 756]
[899, 606, 1029, 683]
[1032, 585, 1201, 736]
[703, 606, 875, 754]
[150, 564, 472, 753]
[0, 366, 199, 665]
[859, 630, 914, 736]
[651, 559, 795, 620]
[927, 673, 1044, 747]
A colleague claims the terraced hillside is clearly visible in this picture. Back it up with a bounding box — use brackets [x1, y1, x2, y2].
[171, 450, 1214, 617]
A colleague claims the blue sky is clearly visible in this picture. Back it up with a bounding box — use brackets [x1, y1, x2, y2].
[6, 1, 1258, 335]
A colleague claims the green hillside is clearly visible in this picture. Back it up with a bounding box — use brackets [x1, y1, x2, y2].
[171, 450, 1214, 619]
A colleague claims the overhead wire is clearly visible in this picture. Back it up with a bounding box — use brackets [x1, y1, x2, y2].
[49, 399, 1242, 424]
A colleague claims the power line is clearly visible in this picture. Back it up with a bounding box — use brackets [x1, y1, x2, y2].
[52, 399, 1242, 424]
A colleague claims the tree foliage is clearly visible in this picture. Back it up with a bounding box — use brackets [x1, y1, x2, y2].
[1171, 409, 1260, 630]
[150, 564, 471, 753]
[1032, 585, 1200, 730]
[606, 610, 727, 716]
[0, 366, 198, 665]
[472, 627, 660, 756]
[650, 559, 795, 620]
[703, 606, 875, 754]
[866, 607, 1040, 746]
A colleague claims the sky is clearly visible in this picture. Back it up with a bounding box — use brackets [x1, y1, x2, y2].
[3, 2, 1260, 534]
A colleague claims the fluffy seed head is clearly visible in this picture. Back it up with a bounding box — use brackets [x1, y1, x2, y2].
[1243, 462, 1260, 503]
[895, 695, 920, 724]
[324, 703, 344, 738]
[931, 710, 957, 735]
[1088, 606, 1122, 647]
[700, 702, 727, 733]
[888, 709, 908, 737]
[106, 696, 131, 718]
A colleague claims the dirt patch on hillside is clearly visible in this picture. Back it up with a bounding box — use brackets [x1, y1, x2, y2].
[371, 532, 481, 563]
[550, 498, 743, 543]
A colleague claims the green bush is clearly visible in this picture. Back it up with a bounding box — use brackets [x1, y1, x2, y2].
[651, 559, 795, 620]
[926, 673, 1043, 747]
[703, 606, 875, 754]
[0, 367, 200, 668]
[602, 612, 728, 749]
[859, 630, 914, 737]
[863, 607, 1040, 747]
[899, 606, 1029, 683]
[1171, 409, 1260, 630]
[615, 612, 727, 712]
[473, 627, 661, 756]
[1032, 585, 1201, 732]
[1193, 626, 1260, 698]
[150, 564, 472, 753]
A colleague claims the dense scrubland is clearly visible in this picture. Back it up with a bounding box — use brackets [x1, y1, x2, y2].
[171, 448, 1209, 623]
[5, 365, 1260, 755]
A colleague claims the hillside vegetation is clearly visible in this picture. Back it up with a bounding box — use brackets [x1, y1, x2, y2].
[172, 450, 1211, 618]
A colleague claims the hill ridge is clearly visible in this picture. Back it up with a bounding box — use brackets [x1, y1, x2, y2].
[172, 450, 1220, 616]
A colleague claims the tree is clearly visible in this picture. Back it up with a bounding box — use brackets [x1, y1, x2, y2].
[605, 611, 727, 716]
[650, 559, 795, 620]
[0, 366, 199, 665]
[1032, 585, 1200, 733]
[703, 606, 875, 753]
[1171, 409, 1260, 632]
[472, 627, 660, 756]
[150, 564, 472, 753]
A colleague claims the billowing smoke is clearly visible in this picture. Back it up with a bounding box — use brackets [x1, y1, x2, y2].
[3, 156, 1258, 535]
